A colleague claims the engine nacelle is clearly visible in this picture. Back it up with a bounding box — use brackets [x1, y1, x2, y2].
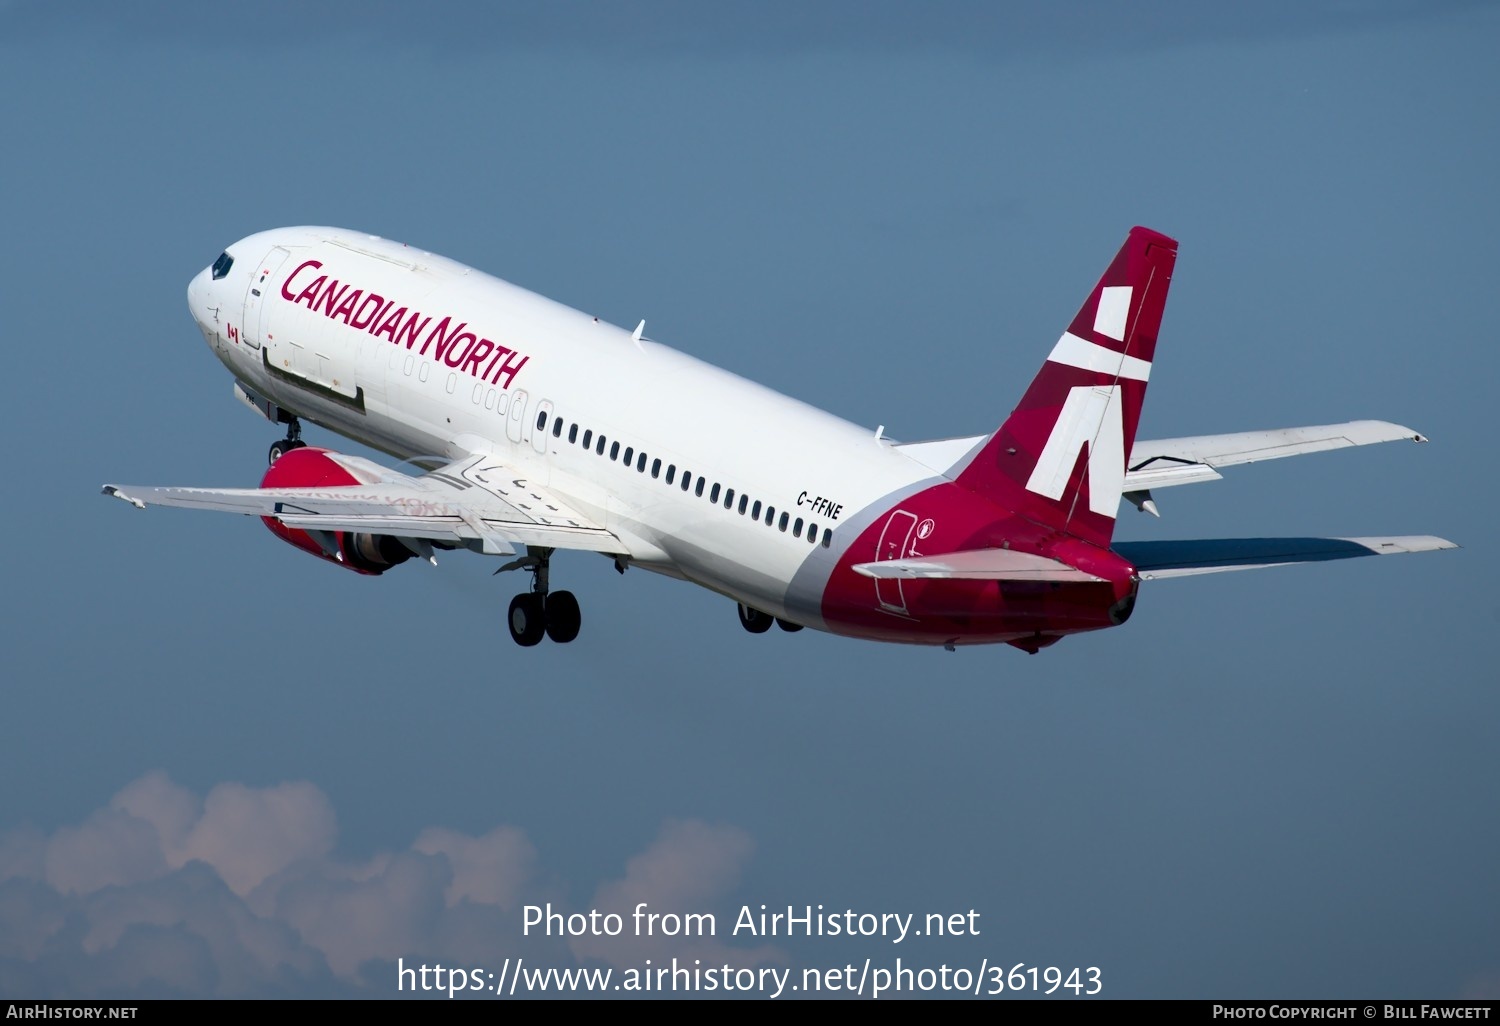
[259, 446, 412, 575]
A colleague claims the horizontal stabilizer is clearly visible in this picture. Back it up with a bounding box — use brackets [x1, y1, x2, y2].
[1115, 535, 1457, 580]
[852, 549, 1106, 582]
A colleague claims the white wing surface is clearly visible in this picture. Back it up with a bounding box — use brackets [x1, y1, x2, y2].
[1123, 420, 1426, 491]
[104, 452, 623, 557]
[894, 420, 1427, 494]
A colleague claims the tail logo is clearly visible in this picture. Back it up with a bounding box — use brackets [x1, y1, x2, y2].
[1021, 286, 1149, 520]
[1025, 384, 1125, 518]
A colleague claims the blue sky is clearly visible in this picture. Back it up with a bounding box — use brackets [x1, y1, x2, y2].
[0, 0, 1493, 999]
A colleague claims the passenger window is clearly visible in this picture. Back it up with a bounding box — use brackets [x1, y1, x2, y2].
[497, 391, 508, 414]
[710, 483, 721, 503]
[765, 506, 775, 526]
[822, 529, 832, 548]
[778, 512, 789, 532]
[652, 458, 661, 479]
[724, 488, 734, 509]
[596, 435, 606, 455]
[695, 479, 705, 498]
[793, 517, 804, 538]
[681, 472, 692, 492]
[485, 389, 496, 410]
[738, 495, 748, 515]
[610, 441, 620, 461]
[445, 373, 457, 394]
[623, 446, 633, 464]
[569, 424, 578, 444]
[419, 363, 430, 383]
[637, 452, 647, 473]
[473, 383, 484, 404]
[751, 500, 761, 519]
[583, 429, 593, 448]
[403, 355, 414, 376]
[552, 419, 563, 438]
[666, 465, 676, 485]
[536, 411, 547, 430]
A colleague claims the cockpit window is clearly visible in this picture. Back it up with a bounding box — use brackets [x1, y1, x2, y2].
[211, 251, 234, 280]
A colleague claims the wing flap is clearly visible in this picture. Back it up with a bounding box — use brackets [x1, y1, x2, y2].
[272, 512, 620, 554]
[1122, 463, 1223, 491]
[103, 452, 625, 556]
[1115, 535, 1457, 579]
[852, 549, 1106, 582]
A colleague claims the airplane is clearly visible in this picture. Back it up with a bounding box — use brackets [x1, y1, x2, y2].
[103, 225, 1455, 652]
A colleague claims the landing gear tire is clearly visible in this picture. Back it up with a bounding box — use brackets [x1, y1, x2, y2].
[775, 618, 804, 633]
[738, 603, 773, 634]
[269, 416, 306, 466]
[508, 593, 547, 647]
[498, 548, 583, 646]
[268, 438, 306, 465]
[544, 591, 581, 644]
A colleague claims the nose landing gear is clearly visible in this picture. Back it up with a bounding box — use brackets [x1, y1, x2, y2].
[267, 417, 306, 465]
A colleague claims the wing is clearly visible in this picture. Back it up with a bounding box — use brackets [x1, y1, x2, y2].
[895, 421, 1428, 502]
[1114, 535, 1457, 580]
[1123, 419, 1427, 492]
[103, 451, 624, 558]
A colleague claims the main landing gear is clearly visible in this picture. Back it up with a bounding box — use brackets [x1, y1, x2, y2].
[267, 417, 306, 466]
[497, 547, 581, 646]
[737, 603, 803, 635]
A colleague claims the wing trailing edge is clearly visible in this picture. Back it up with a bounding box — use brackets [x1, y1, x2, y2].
[1126, 420, 1427, 484]
[102, 452, 625, 557]
[1114, 535, 1457, 580]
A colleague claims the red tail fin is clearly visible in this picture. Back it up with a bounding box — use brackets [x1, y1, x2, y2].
[953, 226, 1177, 547]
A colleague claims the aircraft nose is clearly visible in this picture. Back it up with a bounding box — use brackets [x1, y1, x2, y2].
[187, 265, 211, 317]
[187, 264, 222, 340]
[187, 263, 227, 355]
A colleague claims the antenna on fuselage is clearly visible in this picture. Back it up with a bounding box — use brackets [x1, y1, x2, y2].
[631, 320, 646, 351]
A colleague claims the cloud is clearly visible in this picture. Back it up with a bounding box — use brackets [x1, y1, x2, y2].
[179, 781, 338, 897]
[0, 774, 774, 997]
[43, 810, 167, 897]
[570, 819, 786, 971]
[110, 771, 200, 863]
[412, 826, 535, 909]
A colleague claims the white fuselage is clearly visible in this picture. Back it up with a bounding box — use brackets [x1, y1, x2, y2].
[189, 227, 941, 627]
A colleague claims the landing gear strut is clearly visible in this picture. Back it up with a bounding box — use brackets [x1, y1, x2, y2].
[267, 417, 306, 466]
[497, 547, 581, 646]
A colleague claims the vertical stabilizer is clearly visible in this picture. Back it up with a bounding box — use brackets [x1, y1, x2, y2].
[954, 227, 1177, 547]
